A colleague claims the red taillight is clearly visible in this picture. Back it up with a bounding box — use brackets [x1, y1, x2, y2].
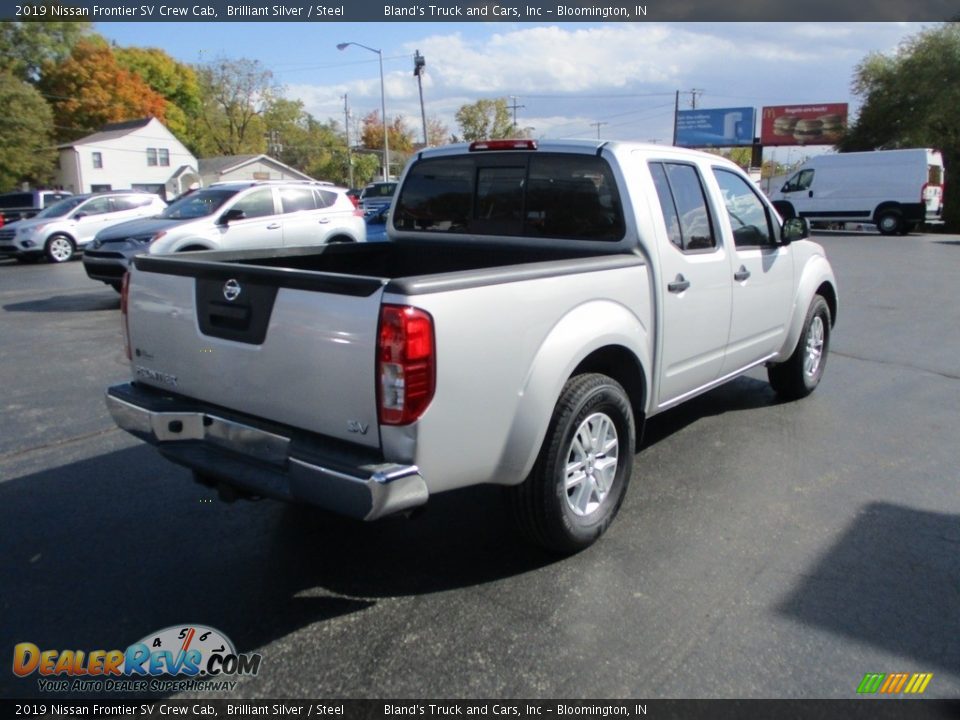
[377, 305, 435, 425]
[469, 139, 538, 152]
[120, 271, 132, 361]
[353, 208, 365, 218]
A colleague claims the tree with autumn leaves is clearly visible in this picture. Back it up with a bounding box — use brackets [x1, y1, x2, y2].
[39, 38, 169, 141]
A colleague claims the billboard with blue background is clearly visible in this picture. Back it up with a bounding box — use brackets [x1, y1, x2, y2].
[676, 107, 756, 147]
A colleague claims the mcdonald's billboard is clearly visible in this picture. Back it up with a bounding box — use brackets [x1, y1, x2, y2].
[761, 103, 848, 146]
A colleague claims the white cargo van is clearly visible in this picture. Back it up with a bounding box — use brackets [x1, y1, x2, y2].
[768, 149, 944, 235]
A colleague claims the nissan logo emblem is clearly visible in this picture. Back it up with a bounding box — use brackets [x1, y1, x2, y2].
[223, 279, 242, 302]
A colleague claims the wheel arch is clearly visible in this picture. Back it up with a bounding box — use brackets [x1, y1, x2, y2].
[774, 255, 838, 363]
[495, 299, 652, 485]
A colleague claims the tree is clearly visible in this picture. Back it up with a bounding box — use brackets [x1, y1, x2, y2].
[39, 38, 167, 141]
[263, 98, 349, 182]
[359, 111, 416, 178]
[0, 21, 92, 83]
[426, 116, 450, 147]
[840, 23, 960, 231]
[115, 46, 203, 151]
[0, 73, 56, 190]
[455, 98, 515, 141]
[196, 57, 276, 156]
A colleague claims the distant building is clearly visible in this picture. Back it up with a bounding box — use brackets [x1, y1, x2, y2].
[55, 118, 199, 199]
[198, 154, 316, 186]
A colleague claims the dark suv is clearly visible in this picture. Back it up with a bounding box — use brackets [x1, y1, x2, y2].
[0, 189, 73, 226]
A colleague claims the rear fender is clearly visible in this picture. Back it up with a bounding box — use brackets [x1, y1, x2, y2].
[494, 299, 651, 484]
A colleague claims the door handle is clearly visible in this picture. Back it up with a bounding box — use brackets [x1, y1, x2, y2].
[667, 274, 690, 293]
[734, 265, 751, 282]
[266, 223, 281, 230]
[318, 218, 331, 224]
[808, 190, 813, 198]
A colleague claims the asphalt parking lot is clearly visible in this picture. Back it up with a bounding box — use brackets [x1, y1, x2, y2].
[1, 231, 958, 700]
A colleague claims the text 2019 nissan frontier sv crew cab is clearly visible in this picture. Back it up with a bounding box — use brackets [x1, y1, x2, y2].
[106, 139, 837, 553]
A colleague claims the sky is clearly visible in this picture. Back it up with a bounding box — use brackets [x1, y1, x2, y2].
[97, 21, 929, 161]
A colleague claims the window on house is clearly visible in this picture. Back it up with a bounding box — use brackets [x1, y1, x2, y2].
[159, 149, 170, 167]
[92, 152, 102, 169]
[147, 148, 158, 166]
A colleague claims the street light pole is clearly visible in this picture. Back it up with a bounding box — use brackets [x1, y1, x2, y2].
[337, 41, 390, 182]
[414, 50, 428, 147]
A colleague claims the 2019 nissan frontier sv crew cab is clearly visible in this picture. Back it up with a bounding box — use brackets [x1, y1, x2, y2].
[106, 139, 837, 554]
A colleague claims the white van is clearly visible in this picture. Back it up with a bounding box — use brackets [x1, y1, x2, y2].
[768, 149, 944, 235]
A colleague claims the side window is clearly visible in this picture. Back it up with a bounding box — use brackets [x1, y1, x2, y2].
[112, 196, 149, 211]
[648, 161, 716, 251]
[315, 189, 338, 209]
[79, 197, 113, 216]
[782, 169, 814, 192]
[231, 188, 276, 219]
[713, 168, 776, 248]
[280, 187, 318, 213]
[649, 163, 683, 250]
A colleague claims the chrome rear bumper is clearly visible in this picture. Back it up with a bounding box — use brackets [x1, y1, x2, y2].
[106, 383, 428, 520]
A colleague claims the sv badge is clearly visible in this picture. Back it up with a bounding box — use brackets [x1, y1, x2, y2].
[347, 420, 369, 435]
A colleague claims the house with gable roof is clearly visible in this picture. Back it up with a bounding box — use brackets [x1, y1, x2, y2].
[54, 118, 200, 199]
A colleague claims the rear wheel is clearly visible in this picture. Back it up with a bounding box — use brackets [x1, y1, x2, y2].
[768, 295, 831, 400]
[506, 373, 635, 554]
[44, 234, 75, 263]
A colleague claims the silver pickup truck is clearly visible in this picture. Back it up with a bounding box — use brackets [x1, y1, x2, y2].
[107, 139, 837, 553]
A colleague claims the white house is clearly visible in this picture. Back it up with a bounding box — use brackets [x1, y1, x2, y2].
[198, 154, 316, 186]
[55, 118, 200, 199]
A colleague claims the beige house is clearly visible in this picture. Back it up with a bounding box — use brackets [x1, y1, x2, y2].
[55, 118, 200, 199]
[198, 154, 316, 186]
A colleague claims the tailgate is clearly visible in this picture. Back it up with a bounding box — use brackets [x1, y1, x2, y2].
[126, 255, 386, 449]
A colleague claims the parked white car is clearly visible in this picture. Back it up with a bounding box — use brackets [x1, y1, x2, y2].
[0, 191, 167, 263]
[84, 181, 366, 290]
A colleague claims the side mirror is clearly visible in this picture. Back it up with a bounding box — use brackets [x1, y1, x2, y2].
[73, 212, 87, 220]
[781, 217, 809, 245]
[219, 208, 245, 225]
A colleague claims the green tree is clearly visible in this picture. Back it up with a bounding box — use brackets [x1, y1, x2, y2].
[115, 46, 203, 151]
[39, 38, 168, 142]
[196, 57, 276, 156]
[0, 20, 92, 83]
[455, 98, 515, 141]
[0, 73, 56, 190]
[840, 23, 960, 231]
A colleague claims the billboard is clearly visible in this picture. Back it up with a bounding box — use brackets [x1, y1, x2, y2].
[675, 107, 756, 147]
[761, 103, 848, 146]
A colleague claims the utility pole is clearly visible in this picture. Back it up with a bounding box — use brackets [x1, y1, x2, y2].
[673, 89, 679, 145]
[342, 94, 353, 188]
[689, 88, 704, 109]
[590, 121, 607, 140]
[414, 50, 428, 147]
[508, 95, 525, 130]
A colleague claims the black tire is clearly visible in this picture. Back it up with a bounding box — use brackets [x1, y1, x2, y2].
[506, 373, 635, 554]
[875, 210, 902, 236]
[768, 295, 831, 400]
[44, 234, 75, 263]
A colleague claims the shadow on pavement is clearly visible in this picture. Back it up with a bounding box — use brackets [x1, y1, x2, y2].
[776, 501, 960, 673]
[0, 444, 552, 697]
[3, 293, 120, 313]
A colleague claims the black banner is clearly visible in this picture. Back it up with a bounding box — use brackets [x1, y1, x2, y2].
[4, 0, 959, 22]
[3, 699, 960, 720]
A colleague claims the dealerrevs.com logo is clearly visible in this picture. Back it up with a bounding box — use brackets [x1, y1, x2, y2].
[13, 624, 262, 693]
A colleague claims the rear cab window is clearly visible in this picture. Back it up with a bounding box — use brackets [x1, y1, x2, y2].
[394, 152, 625, 241]
[648, 161, 717, 252]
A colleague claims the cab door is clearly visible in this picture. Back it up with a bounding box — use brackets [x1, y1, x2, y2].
[216, 187, 283, 250]
[710, 167, 795, 375]
[648, 160, 733, 407]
